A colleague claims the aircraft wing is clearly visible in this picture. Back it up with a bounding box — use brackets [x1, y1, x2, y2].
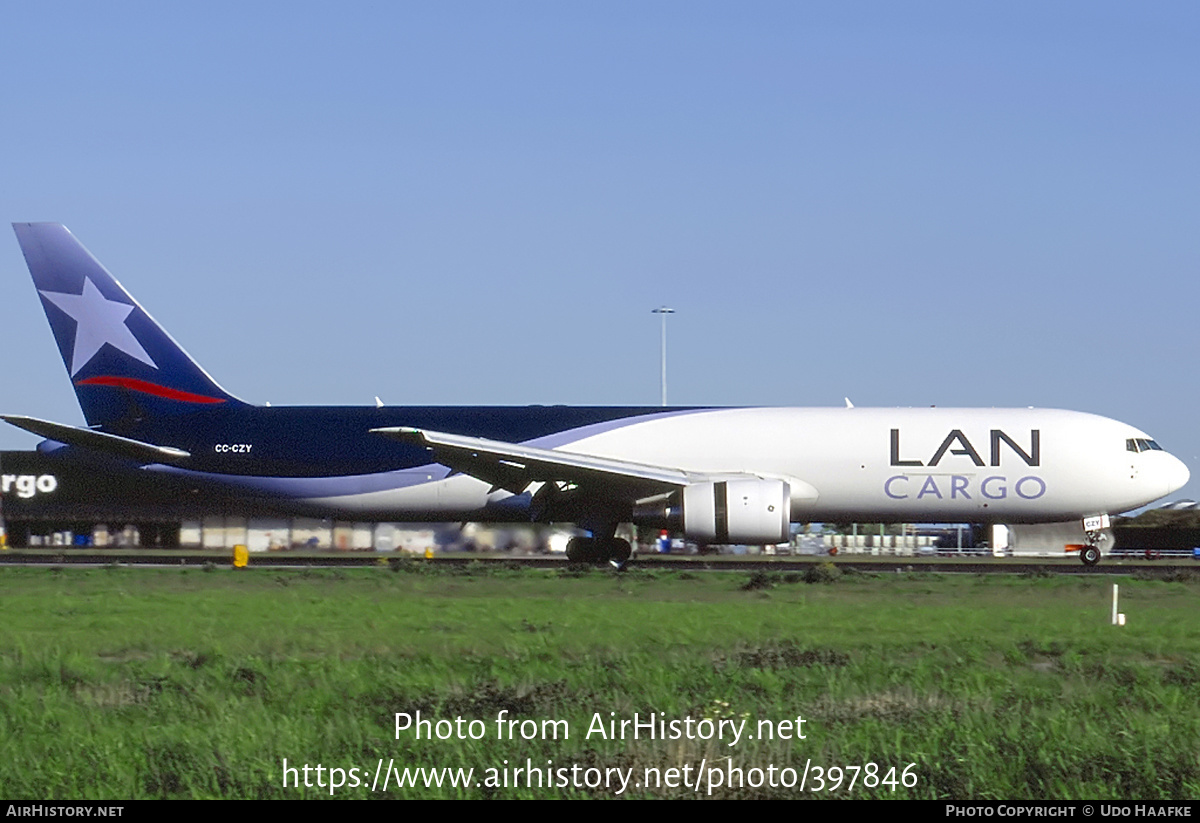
[371, 425, 695, 498]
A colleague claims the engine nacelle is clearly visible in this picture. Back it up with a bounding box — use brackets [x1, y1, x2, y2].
[682, 478, 791, 544]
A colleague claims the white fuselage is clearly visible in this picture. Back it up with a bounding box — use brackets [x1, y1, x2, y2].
[310, 407, 1189, 524]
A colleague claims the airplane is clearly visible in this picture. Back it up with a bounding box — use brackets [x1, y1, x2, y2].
[3, 223, 1190, 566]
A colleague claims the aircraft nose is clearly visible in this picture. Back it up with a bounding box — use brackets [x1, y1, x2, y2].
[1163, 453, 1191, 497]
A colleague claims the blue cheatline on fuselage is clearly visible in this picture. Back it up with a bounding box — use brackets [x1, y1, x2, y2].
[51, 406, 714, 521]
[128, 405, 709, 477]
[38, 405, 710, 493]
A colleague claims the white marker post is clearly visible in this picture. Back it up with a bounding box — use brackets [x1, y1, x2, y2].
[1112, 583, 1125, 626]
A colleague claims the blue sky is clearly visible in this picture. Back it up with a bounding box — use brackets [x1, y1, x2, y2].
[3, 2, 1199, 504]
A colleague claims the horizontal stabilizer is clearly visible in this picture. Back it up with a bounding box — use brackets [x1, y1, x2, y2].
[1, 414, 191, 464]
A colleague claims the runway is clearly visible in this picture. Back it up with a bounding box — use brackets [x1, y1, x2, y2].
[0, 549, 1196, 576]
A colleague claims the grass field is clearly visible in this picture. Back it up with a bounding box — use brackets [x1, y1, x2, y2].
[0, 561, 1197, 799]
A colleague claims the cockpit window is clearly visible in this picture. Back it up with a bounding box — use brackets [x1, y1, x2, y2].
[1127, 438, 1163, 453]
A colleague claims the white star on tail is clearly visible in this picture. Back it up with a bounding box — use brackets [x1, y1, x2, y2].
[39, 277, 157, 376]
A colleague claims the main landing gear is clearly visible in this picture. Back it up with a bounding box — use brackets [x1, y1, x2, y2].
[565, 536, 632, 567]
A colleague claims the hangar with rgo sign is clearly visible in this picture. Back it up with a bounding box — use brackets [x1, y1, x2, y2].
[0, 449, 462, 553]
[0, 450, 190, 547]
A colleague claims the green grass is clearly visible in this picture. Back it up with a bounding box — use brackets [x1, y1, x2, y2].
[0, 564, 1197, 798]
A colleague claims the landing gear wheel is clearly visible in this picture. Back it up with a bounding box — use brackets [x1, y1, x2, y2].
[1081, 545, 1101, 566]
[566, 536, 596, 563]
[566, 536, 632, 566]
[608, 538, 632, 568]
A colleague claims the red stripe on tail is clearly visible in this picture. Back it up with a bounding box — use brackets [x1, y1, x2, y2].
[75, 376, 228, 404]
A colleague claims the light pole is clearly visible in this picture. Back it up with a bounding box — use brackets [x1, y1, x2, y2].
[652, 306, 674, 406]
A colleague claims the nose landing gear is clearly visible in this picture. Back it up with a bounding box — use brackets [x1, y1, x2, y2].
[1079, 515, 1113, 567]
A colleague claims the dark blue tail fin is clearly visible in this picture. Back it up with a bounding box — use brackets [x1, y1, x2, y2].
[12, 223, 249, 431]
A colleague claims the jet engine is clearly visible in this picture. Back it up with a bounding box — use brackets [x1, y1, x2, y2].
[681, 478, 792, 544]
